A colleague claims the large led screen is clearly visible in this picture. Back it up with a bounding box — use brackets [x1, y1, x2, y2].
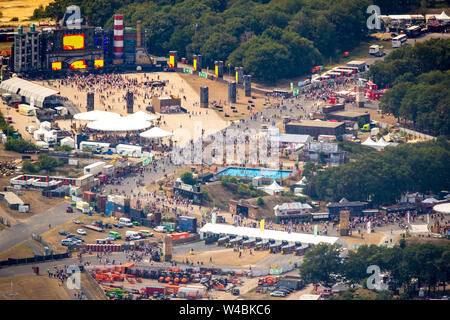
[70, 60, 87, 69]
[52, 61, 62, 70]
[94, 59, 104, 68]
[63, 34, 85, 50]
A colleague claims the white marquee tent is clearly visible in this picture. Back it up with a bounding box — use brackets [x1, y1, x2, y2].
[87, 118, 152, 132]
[0, 77, 59, 108]
[437, 11, 450, 21]
[199, 223, 345, 246]
[264, 180, 285, 195]
[361, 137, 391, 149]
[74, 110, 121, 121]
[140, 127, 173, 139]
[125, 111, 157, 122]
[433, 203, 450, 214]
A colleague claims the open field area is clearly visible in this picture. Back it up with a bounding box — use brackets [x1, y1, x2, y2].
[0, 242, 33, 260]
[0, 0, 52, 23]
[0, 274, 72, 300]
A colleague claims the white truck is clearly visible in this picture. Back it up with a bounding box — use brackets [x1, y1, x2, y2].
[83, 161, 106, 176]
[369, 45, 385, 57]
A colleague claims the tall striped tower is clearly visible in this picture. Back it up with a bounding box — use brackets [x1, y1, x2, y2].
[113, 14, 124, 61]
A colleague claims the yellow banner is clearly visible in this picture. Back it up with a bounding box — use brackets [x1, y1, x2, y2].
[193, 58, 197, 71]
[170, 55, 174, 68]
[260, 219, 265, 232]
[236, 70, 238, 83]
[215, 65, 218, 77]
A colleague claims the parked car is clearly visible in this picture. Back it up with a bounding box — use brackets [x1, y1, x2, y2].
[58, 230, 68, 236]
[61, 239, 74, 246]
[138, 230, 153, 237]
[73, 220, 81, 224]
[71, 239, 83, 245]
[154, 225, 167, 233]
[105, 236, 116, 242]
[132, 221, 141, 227]
[71, 235, 84, 242]
[77, 229, 87, 235]
[270, 291, 286, 297]
[105, 223, 113, 229]
[66, 234, 76, 238]
[113, 223, 124, 229]
[66, 207, 73, 213]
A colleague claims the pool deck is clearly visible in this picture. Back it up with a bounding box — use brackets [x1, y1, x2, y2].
[216, 167, 293, 180]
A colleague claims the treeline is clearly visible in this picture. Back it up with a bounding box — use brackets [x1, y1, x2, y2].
[32, 0, 378, 82]
[308, 138, 450, 205]
[368, 39, 450, 136]
[300, 242, 450, 298]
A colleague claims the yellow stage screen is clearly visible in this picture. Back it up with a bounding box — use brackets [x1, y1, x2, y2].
[63, 34, 85, 50]
[236, 71, 238, 83]
[94, 59, 104, 68]
[215, 65, 218, 77]
[70, 60, 87, 69]
[52, 61, 62, 71]
[169, 54, 175, 68]
[193, 58, 197, 71]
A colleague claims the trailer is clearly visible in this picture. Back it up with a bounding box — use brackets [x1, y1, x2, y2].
[269, 242, 283, 254]
[243, 239, 256, 248]
[83, 224, 105, 233]
[84, 161, 106, 176]
[255, 240, 270, 251]
[229, 236, 243, 246]
[294, 244, 309, 255]
[281, 244, 296, 254]
[217, 236, 230, 246]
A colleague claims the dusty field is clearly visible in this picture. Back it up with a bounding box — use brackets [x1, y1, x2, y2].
[341, 232, 384, 246]
[0, 242, 33, 260]
[41, 72, 230, 148]
[40, 215, 163, 253]
[0, 102, 38, 142]
[0, 0, 52, 22]
[0, 190, 65, 223]
[173, 247, 269, 268]
[0, 274, 73, 300]
[178, 72, 270, 120]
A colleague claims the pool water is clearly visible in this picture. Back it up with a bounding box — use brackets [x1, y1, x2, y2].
[217, 167, 292, 180]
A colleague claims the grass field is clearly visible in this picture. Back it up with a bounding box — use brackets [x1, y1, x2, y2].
[0, 0, 53, 22]
[0, 242, 33, 260]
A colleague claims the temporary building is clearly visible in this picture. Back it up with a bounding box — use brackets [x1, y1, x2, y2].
[199, 223, 345, 246]
[60, 137, 75, 148]
[40, 121, 51, 131]
[116, 144, 142, 158]
[433, 203, 450, 214]
[125, 111, 156, 122]
[86, 118, 152, 132]
[33, 128, 46, 141]
[264, 180, 285, 196]
[361, 137, 390, 149]
[73, 110, 121, 121]
[422, 197, 439, 204]
[437, 11, 450, 21]
[0, 77, 59, 108]
[140, 127, 173, 139]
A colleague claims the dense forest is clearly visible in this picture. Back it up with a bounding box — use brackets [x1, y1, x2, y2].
[300, 242, 450, 299]
[368, 39, 450, 137]
[31, 0, 442, 82]
[307, 138, 450, 205]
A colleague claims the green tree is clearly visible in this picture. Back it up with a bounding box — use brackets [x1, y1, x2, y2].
[180, 171, 197, 186]
[37, 153, 60, 172]
[300, 243, 342, 285]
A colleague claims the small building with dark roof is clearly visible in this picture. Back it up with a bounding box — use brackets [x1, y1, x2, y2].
[327, 198, 368, 217]
[327, 110, 370, 125]
[285, 120, 345, 138]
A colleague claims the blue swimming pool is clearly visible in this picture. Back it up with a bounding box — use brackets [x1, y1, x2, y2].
[217, 167, 293, 180]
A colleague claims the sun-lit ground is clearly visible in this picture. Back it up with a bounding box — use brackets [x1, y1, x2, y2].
[0, 0, 53, 22]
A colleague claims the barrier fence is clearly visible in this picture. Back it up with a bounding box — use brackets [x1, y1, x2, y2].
[0, 252, 71, 267]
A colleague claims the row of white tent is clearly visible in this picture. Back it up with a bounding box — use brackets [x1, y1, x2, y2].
[361, 137, 391, 149]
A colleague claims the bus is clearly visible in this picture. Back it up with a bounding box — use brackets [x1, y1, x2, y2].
[392, 34, 407, 48]
[405, 25, 421, 38]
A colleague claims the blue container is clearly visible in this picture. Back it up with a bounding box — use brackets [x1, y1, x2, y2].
[105, 209, 111, 216]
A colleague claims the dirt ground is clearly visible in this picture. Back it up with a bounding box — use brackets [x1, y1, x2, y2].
[0, 273, 72, 300]
[40, 215, 164, 253]
[178, 72, 270, 120]
[173, 247, 269, 268]
[0, 242, 33, 260]
[341, 232, 384, 246]
[0, 103, 38, 142]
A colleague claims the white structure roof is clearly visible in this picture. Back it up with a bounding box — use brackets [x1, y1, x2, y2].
[74, 110, 121, 121]
[410, 224, 429, 233]
[422, 197, 439, 204]
[362, 137, 390, 149]
[199, 223, 343, 245]
[270, 134, 311, 144]
[437, 11, 450, 21]
[274, 202, 312, 211]
[125, 111, 156, 122]
[0, 77, 59, 108]
[140, 127, 173, 139]
[265, 181, 284, 192]
[433, 203, 450, 214]
[87, 118, 152, 132]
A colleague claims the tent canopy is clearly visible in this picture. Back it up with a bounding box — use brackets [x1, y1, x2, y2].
[140, 127, 173, 139]
[0, 77, 59, 108]
[74, 110, 121, 121]
[422, 197, 439, 204]
[437, 11, 450, 21]
[433, 203, 450, 214]
[265, 180, 284, 192]
[87, 118, 152, 132]
[125, 111, 156, 122]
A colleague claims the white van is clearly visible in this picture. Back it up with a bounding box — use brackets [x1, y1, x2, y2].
[119, 217, 133, 227]
[154, 225, 167, 233]
[125, 231, 141, 240]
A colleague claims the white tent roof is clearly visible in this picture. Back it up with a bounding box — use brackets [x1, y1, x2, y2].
[362, 137, 390, 149]
[437, 11, 450, 21]
[433, 203, 450, 214]
[140, 127, 173, 139]
[361, 137, 378, 146]
[422, 197, 439, 204]
[125, 111, 156, 122]
[87, 118, 152, 132]
[0, 77, 59, 108]
[74, 110, 121, 121]
[199, 223, 343, 245]
[377, 137, 390, 146]
[295, 176, 307, 186]
[265, 180, 284, 192]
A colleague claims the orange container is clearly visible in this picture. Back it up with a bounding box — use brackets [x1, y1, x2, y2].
[164, 284, 180, 294]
